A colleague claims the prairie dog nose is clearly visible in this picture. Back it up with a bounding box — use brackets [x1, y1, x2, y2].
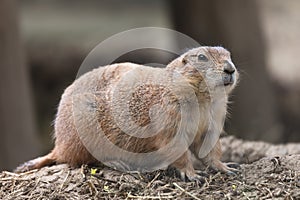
[223, 60, 236, 74]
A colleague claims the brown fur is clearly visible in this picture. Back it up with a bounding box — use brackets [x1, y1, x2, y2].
[15, 46, 238, 181]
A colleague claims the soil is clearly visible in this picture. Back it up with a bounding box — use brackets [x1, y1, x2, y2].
[1, 137, 299, 200]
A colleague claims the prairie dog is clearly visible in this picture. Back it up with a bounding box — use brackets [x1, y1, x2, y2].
[15, 46, 238, 180]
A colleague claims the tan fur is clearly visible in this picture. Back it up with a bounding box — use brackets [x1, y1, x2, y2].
[15, 46, 238, 180]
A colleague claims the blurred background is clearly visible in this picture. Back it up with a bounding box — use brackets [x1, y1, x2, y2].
[1, 0, 300, 171]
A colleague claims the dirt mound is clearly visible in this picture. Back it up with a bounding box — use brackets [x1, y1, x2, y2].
[221, 136, 300, 163]
[1, 138, 299, 199]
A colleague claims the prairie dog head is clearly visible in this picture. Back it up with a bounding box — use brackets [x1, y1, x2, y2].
[167, 46, 238, 95]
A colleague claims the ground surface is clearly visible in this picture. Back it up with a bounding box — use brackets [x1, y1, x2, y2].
[1, 137, 299, 200]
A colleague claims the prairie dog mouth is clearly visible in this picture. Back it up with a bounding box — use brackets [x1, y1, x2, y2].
[223, 74, 235, 86]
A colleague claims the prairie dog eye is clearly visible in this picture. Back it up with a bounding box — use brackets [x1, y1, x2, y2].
[198, 54, 208, 62]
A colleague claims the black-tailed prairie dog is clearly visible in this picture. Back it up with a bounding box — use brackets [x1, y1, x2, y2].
[15, 46, 239, 181]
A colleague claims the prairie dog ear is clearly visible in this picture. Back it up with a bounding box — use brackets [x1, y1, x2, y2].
[166, 55, 187, 70]
[182, 55, 188, 65]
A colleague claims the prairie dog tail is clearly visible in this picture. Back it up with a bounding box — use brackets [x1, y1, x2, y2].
[14, 151, 56, 173]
